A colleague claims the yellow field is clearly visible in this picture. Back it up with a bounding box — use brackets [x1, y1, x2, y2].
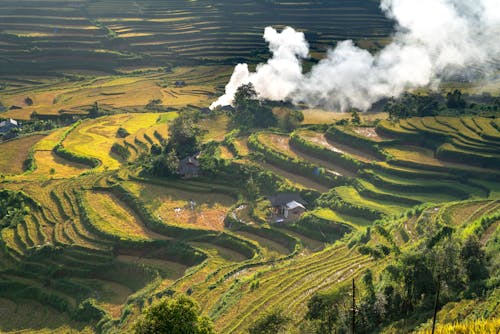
[302, 109, 387, 124]
[84, 191, 165, 241]
[63, 113, 162, 170]
[1, 66, 229, 120]
[31, 151, 88, 179]
[0, 134, 45, 175]
[258, 133, 299, 159]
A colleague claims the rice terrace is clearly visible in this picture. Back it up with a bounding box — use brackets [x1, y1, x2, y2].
[0, 0, 499, 333]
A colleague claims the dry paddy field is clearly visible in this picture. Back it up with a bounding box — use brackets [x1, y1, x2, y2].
[124, 181, 235, 231]
[0, 134, 45, 175]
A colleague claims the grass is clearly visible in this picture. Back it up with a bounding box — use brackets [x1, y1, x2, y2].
[415, 318, 500, 334]
[301, 110, 387, 124]
[297, 129, 376, 163]
[0, 298, 93, 333]
[335, 186, 409, 216]
[0, 134, 45, 175]
[312, 208, 372, 229]
[198, 115, 231, 143]
[358, 179, 460, 204]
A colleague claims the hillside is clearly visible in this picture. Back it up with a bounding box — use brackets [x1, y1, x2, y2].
[0, 0, 392, 74]
[0, 0, 499, 333]
[0, 106, 499, 333]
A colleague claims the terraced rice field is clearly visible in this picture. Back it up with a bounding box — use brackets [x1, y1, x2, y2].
[297, 129, 379, 163]
[0, 112, 499, 333]
[84, 191, 165, 241]
[0, 0, 393, 73]
[0, 67, 228, 120]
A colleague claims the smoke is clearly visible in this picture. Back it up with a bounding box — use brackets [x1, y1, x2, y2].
[210, 0, 500, 111]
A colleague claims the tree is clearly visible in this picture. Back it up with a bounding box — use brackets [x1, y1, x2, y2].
[461, 236, 489, 284]
[351, 110, 361, 125]
[167, 115, 200, 158]
[248, 309, 290, 334]
[134, 295, 215, 334]
[446, 89, 466, 109]
[279, 109, 304, 131]
[305, 285, 350, 334]
[233, 83, 277, 130]
[88, 101, 100, 118]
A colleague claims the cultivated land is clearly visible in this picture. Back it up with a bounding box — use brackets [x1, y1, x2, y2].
[0, 104, 499, 333]
[0, 1, 499, 333]
[0, 0, 393, 74]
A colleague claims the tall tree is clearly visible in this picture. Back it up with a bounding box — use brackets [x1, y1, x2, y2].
[233, 83, 277, 130]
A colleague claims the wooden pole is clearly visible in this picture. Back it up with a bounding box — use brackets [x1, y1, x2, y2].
[352, 278, 356, 334]
[431, 279, 440, 334]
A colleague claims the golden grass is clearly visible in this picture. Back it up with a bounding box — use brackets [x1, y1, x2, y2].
[0, 135, 45, 175]
[1, 66, 228, 120]
[385, 145, 448, 167]
[63, 113, 160, 170]
[31, 151, 87, 179]
[415, 318, 500, 334]
[198, 115, 230, 143]
[219, 146, 234, 159]
[85, 191, 165, 240]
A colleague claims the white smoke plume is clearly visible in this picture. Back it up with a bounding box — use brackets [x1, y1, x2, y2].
[210, 0, 500, 111]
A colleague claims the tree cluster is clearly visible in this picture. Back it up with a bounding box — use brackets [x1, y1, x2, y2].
[385, 93, 441, 120]
[145, 113, 203, 177]
[304, 233, 491, 333]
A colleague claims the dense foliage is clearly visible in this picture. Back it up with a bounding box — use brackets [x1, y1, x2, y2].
[133, 295, 215, 334]
[0, 190, 30, 229]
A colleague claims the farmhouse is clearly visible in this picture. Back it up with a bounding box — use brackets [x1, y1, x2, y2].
[174, 81, 186, 88]
[268, 193, 307, 222]
[0, 118, 19, 134]
[179, 155, 200, 178]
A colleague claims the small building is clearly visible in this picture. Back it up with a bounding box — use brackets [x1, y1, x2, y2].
[174, 81, 186, 88]
[0, 118, 19, 134]
[268, 193, 307, 222]
[285, 200, 306, 220]
[179, 155, 200, 178]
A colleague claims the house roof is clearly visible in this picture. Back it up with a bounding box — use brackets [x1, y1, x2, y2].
[268, 193, 306, 207]
[286, 200, 305, 210]
[179, 156, 200, 167]
[0, 119, 18, 128]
